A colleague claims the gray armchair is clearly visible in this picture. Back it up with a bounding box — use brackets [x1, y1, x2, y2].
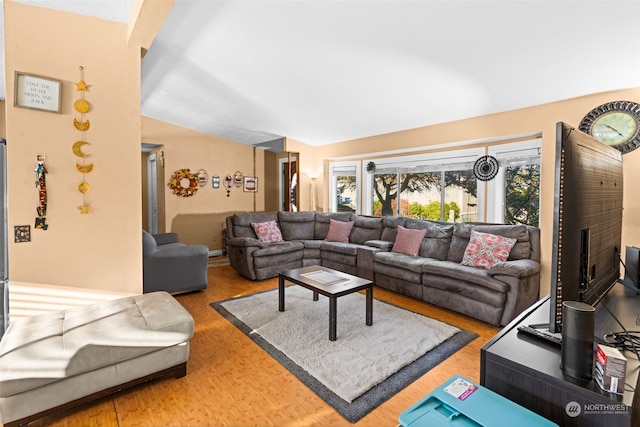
[142, 230, 209, 294]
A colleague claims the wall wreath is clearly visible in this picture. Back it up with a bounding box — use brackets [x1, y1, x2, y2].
[168, 168, 199, 197]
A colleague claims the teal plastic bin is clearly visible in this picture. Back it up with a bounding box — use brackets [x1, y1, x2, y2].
[399, 376, 558, 427]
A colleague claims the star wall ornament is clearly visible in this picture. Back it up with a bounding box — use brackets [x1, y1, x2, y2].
[75, 80, 89, 91]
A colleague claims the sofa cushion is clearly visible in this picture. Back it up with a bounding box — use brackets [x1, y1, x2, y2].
[422, 260, 510, 293]
[251, 220, 284, 244]
[404, 218, 454, 261]
[392, 225, 426, 256]
[447, 223, 530, 263]
[278, 211, 316, 240]
[314, 212, 353, 239]
[252, 241, 304, 268]
[374, 251, 434, 274]
[320, 241, 360, 256]
[350, 216, 384, 245]
[381, 216, 406, 242]
[325, 219, 355, 242]
[461, 230, 517, 270]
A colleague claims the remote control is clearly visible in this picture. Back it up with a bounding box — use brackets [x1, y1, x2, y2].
[517, 325, 562, 347]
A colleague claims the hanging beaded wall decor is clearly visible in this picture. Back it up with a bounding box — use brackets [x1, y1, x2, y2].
[73, 66, 92, 213]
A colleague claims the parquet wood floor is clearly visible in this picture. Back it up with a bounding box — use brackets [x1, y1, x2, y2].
[28, 262, 500, 427]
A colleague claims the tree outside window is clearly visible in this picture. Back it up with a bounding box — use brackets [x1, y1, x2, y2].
[372, 170, 478, 222]
[504, 164, 540, 226]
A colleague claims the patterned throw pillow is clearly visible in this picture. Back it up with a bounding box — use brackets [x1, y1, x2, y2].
[251, 220, 283, 244]
[324, 219, 355, 243]
[392, 225, 426, 256]
[461, 230, 517, 270]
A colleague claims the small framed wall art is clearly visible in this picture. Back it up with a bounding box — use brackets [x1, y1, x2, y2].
[14, 72, 62, 113]
[243, 176, 258, 192]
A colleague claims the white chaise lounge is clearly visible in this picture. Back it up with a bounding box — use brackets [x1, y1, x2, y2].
[0, 291, 194, 427]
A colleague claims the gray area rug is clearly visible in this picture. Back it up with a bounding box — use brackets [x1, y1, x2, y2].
[211, 285, 478, 423]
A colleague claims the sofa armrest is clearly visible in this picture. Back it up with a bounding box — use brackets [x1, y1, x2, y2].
[357, 246, 382, 281]
[226, 236, 266, 249]
[488, 259, 540, 278]
[152, 232, 180, 246]
[226, 237, 265, 280]
[490, 259, 541, 325]
[365, 240, 393, 251]
[152, 244, 208, 259]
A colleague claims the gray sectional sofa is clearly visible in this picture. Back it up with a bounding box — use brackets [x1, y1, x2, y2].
[225, 211, 541, 326]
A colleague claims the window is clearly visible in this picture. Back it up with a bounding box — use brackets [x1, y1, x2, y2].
[487, 140, 541, 226]
[329, 139, 541, 226]
[329, 162, 360, 213]
[364, 148, 484, 221]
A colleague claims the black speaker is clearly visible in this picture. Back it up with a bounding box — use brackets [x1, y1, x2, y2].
[561, 301, 595, 379]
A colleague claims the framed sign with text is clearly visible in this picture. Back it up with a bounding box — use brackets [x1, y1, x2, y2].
[14, 72, 62, 113]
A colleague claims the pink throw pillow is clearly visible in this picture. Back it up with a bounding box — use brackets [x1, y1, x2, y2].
[325, 219, 355, 243]
[251, 220, 283, 244]
[461, 230, 517, 270]
[392, 225, 426, 256]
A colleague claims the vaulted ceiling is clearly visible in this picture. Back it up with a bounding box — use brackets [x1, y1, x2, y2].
[5, 0, 640, 146]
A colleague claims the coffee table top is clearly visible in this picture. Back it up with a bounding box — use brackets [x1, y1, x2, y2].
[279, 265, 372, 296]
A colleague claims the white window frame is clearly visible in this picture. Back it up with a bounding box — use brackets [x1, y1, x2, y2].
[328, 161, 361, 213]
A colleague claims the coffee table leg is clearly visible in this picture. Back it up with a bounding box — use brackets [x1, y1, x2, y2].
[329, 297, 337, 341]
[279, 275, 285, 312]
[313, 291, 319, 301]
[366, 286, 373, 326]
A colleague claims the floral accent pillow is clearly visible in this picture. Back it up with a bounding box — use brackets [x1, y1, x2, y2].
[392, 225, 426, 256]
[251, 220, 283, 244]
[325, 219, 355, 243]
[461, 230, 517, 270]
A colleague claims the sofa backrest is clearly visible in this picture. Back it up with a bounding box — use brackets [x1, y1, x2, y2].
[278, 211, 316, 240]
[446, 223, 534, 263]
[404, 218, 454, 261]
[314, 212, 353, 239]
[230, 211, 279, 239]
[350, 215, 384, 245]
[380, 216, 406, 242]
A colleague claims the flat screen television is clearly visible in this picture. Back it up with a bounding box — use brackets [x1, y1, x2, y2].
[549, 122, 623, 333]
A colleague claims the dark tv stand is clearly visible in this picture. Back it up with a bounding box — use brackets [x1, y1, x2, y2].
[481, 283, 640, 426]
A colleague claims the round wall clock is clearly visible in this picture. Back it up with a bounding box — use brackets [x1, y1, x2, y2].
[579, 101, 640, 154]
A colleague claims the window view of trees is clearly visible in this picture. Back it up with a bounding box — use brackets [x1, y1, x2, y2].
[504, 164, 540, 226]
[369, 164, 539, 225]
[372, 170, 478, 222]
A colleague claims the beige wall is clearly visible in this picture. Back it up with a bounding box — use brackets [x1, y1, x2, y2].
[141, 117, 267, 250]
[4, 2, 145, 293]
[312, 88, 640, 296]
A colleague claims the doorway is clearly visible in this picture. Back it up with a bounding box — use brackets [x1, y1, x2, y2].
[279, 153, 299, 211]
[147, 153, 158, 234]
[141, 144, 165, 233]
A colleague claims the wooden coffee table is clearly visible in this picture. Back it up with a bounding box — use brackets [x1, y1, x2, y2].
[278, 265, 374, 341]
